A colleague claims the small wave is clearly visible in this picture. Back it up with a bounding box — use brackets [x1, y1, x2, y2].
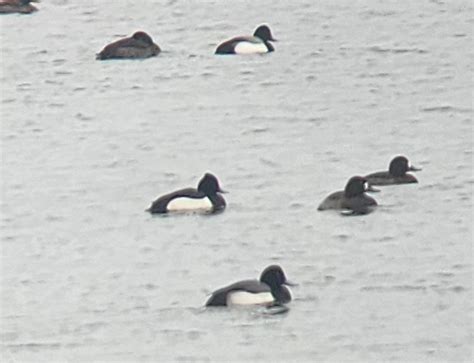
[5, 342, 61, 350]
[81, 10, 97, 16]
[450, 286, 465, 293]
[45, 214, 64, 222]
[200, 72, 214, 78]
[241, 127, 269, 135]
[377, 235, 395, 242]
[393, 285, 427, 291]
[44, 79, 63, 85]
[75, 113, 93, 121]
[361, 10, 398, 18]
[16, 83, 32, 91]
[434, 271, 455, 278]
[289, 202, 304, 209]
[361, 285, 427, 292]
[55, 71, 73, 76]
[52, 58, 67, 65]
[328, 334, 350, 342]
[142, 283, 158, 290]
[422, 105, 472, 113]
[48, 103, 65, 108]
[357, 72, 391, 79]
[334, 233, 349, 241]
[186, 329, 205, 340]
[260, 81, 282, 87]
[259, 158, 279, 167]
[452, 263, 468, 270]
[368, 46, 428, 54]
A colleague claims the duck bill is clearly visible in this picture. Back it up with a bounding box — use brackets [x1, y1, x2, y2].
[367, 185, 380, 193]
[409, 165, 422, 172]
[284, 280, 297, 287]
[270, 38, 278, 42]
[218, 188, 228, 194]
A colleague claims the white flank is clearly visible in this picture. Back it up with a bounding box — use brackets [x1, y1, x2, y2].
[227, 291, 274, 306]
[234, 41, 268, 54]
[166, 197, 213, 212]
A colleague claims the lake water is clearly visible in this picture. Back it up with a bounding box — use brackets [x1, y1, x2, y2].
[1, 0, 472, 362]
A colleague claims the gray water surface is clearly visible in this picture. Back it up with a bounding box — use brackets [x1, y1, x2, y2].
[1, 0, 473, 362]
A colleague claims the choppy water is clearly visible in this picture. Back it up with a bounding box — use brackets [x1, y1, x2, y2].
[1, 0, 472, 362]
